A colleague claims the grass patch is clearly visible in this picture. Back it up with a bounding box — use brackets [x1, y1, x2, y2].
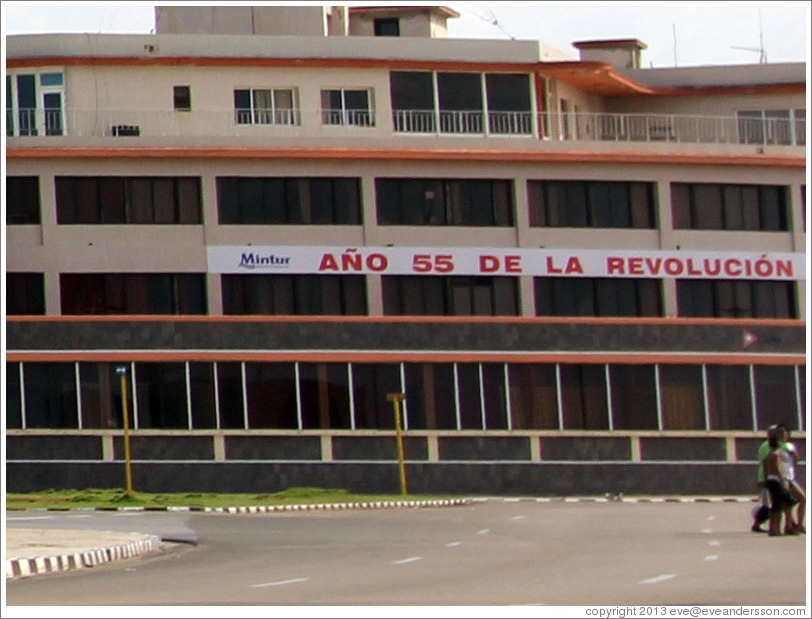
[6, 487, 450, 510]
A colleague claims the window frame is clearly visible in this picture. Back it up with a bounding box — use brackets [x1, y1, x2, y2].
[6, 69, 66, 137]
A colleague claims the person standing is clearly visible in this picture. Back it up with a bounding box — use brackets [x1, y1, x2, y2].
[763, 432, 798, 536]
[777, 425, 805, 534]
[751, 424, 778, 533]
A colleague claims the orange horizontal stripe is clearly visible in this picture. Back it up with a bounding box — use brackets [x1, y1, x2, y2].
[5, 314, 806, 327]
[5, 351, 805, 365]
[5, 147, 805, 168]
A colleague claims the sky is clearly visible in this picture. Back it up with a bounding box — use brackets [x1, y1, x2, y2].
[2, 1, 809, 69]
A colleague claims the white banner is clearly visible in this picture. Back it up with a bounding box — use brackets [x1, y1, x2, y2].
[206, 246, 805, 280]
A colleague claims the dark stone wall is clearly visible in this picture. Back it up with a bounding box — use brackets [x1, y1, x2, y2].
[640, 437, 726, 461]
[332, 436, 427, 460]
[541, 437, 630, 461]
[225, 436, 321, 460]
[6, 435, 102, 460]
[113, 436, 214, 460]
[7, 319, 804, 356]
[438, 436, 530, 461]
[5, 461, 779, 496]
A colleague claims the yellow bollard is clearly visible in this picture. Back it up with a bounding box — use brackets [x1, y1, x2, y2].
[387, 393, 408, 495]
[116, 365, 134, 497]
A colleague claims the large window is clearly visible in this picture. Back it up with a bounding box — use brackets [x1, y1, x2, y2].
[135, 363, 188, 429]
[528, 180, 655, 228]
[60, 273, 206, 315]
[390, 71, 532, 135]
[56, 177, 202, 224]
[217, 177, 361, 225]
[559, 364, 609, 430]
[671, 183, 789, 231]
[321, 89, 373, 126]
[706, 365, 753, 430]
[22, 363, 78, 428]
[658, 365, 705, 430]
[6, 273, 45, 315]
[7, 361, 804, 432]
[6, 71, 64, 137]
[534, 277, 661, 317]
[222, 275, 366, 315]
[6, 176, 41, 224]
[609, 365, 658, 430]
[383, 276, 518, 316]
[376, 178, 513, 226]
[234, 88, 298, 125]
[677, 279, 796, 319]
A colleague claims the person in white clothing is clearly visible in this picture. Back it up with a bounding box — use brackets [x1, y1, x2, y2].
[778, 425, 805, 534]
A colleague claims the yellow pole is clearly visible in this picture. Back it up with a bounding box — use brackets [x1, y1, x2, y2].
[387, 393, 408, 495]
[117, 365, 134, 497]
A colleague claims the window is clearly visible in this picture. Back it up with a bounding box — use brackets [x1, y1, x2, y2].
[217, 177, 361, 224]
[706, 365, 752, 430]
[390, 71, 533, 135]
[6, 70, 64, 136]
[609, 365, 658, 430]
[528, 180, 655, 228]
[56, 177, 202, 224]
[173, 86, 191, 111]
[404, 363, 457, 429]
[390, 71, 436, 132]
[352, 364, 403, 429]
[22, 363, 79, 428]
[299, 363, 351, 429]
[7, 363, 24, 428]
[374, 18, 400, 36]
[438, 72, 483, 133]
[677, 279, 796, 319]
[753, 365, 799, 431]
[135, 363, 188, 429]
[80, 362, 132, 429]
[321, 89, 373, 126]
[486, 74, 532, 134]
[738, 109, 805, 145]
[658, 365, 705, 430]
[6, 273, 45, 315]
[671, 182, 789, 231]
[559, 364, 609, 430]
[6, 176, 41, 224]
[234, 88, 298, 125]
[383, 276, 518, 316]
[222, 275, 367, 315]
[535, 277, 661, 317]
[508, 364, 558, 429]
[245, 363, 298, 429]
[376, 178, 513, 226]
[60, 273, 206, 315]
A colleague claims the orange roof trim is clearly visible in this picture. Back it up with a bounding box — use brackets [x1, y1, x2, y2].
[6, 147, 805, 168]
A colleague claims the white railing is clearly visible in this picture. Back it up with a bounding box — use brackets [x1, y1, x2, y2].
[6, 107, 806, 146]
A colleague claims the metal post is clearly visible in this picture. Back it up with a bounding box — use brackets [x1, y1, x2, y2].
[387, 393, 408, 495]
[116, 365, 134, 497]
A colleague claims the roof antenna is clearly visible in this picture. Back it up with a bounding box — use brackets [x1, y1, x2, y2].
[467, 6, 515, 40]
[731, 8, 767, 63]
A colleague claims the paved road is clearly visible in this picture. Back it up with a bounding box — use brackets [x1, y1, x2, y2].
[5, 500, 808, 606]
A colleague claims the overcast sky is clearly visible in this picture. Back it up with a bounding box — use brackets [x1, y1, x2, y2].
[2, 2, 810, 68]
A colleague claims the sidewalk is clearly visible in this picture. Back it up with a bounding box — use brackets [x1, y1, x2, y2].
[5, 528, 162, 579]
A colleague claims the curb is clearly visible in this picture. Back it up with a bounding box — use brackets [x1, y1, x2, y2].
[5, 534, 161, 580]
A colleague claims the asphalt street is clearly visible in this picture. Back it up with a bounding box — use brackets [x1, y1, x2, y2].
[5, 499, 808, 607]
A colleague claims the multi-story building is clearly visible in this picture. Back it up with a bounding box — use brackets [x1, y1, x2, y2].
[5, 5, 806, 496]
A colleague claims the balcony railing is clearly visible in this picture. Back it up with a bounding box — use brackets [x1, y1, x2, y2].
[6, 107, 806, 146]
